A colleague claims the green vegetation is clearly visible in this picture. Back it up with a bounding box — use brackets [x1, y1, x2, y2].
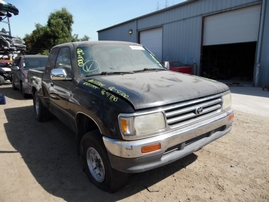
[24, 8, 89, 54]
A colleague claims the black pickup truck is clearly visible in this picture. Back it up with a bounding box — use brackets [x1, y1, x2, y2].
[28, 41, 234, 192]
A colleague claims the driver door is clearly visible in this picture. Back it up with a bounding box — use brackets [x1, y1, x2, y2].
[48, 46, 75, 128]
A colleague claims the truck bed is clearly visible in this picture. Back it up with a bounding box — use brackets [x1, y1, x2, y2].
[28, 68, 44, 93]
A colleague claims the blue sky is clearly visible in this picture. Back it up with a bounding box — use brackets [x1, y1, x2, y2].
[4, 0, 185, 41]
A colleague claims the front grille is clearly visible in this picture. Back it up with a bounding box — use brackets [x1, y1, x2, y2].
[163, 94, 223, 128]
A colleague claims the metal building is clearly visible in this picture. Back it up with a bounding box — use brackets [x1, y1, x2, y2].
[98, 0, 269, 87]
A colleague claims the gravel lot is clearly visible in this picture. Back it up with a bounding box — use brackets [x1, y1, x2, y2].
[0, 83, 269, 202]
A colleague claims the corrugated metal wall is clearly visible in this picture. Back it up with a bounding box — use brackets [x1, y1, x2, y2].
[162, 17, 202, 67]
[98, 0, 268, 85]
[259, 0, 269, 86]
[98, 20, 137, 43]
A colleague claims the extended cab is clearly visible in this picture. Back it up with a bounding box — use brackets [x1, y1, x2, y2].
[28, 41, 234, 192]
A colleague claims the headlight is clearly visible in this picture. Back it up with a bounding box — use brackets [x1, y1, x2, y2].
[119, 112, 166, 136]
[222, 93, 231, 110]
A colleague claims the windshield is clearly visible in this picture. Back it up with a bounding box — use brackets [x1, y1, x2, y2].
[76, 44, 164, 76]
[23, 57, 48, 69]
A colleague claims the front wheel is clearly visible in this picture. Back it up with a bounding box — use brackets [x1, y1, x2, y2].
[11, 77, 17, 90]
[33, 91, 50, 122]
[81, 131, 128, 193]
[20, 82, 27, 98]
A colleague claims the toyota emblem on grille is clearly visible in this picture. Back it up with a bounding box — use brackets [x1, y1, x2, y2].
[195, 107, 203, 115]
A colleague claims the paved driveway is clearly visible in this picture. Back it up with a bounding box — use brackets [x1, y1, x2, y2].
[230, 86, 269, 118]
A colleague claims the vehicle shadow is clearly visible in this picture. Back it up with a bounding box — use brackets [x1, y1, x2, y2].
[3, 106, 197, 201]
[0, 84, 32, 100]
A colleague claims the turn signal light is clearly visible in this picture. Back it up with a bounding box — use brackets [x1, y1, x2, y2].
[121, 119, 128, 133]
[141, 143, 161, 153]
[228, 113, 234, 121]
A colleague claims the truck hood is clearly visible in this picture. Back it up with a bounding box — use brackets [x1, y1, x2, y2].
[83, 71, 229, 110]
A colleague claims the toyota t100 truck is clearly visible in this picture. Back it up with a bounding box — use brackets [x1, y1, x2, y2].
[28, 41, 234, 193]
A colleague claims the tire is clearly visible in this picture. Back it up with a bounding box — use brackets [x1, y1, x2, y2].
[11, 76, 17, 90]
[81, 131, 128, 193]
[0, 75, 4, 85]
[33, 91, 50, 122]
[12, 80, 17, 90]
[20, 82, 27, 98]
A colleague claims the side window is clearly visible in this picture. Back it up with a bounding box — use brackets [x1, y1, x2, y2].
[55, 47, 72, 77]
[45, 48, 58, 74]
[12, 57, 20, 67]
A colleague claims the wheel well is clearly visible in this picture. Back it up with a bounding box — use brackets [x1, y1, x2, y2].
[76, 113, 100, 143]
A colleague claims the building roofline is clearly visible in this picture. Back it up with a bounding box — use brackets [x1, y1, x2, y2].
[97, 0, 198, 33]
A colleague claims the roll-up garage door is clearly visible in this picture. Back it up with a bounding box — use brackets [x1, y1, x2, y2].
[203, 5, 261, 46]
[140, 27, 162, 60]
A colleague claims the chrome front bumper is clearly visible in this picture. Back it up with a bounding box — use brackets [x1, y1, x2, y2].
[103, 109, 234, 173]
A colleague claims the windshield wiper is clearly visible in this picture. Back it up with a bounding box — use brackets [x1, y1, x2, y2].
[100, 71, 134, 75]
[83, 68, 164, 77]
[133, 68, 166, 73]
[84, 71, 134, 77]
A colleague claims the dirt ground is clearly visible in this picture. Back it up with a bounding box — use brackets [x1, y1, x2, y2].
[0, 83, 269, 202]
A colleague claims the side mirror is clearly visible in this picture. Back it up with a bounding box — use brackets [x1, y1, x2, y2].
[11, 66, 20, 71]
[163, 61, 169, 69]
[0, 94, 6, 105]
[50, 69, 72, 81]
